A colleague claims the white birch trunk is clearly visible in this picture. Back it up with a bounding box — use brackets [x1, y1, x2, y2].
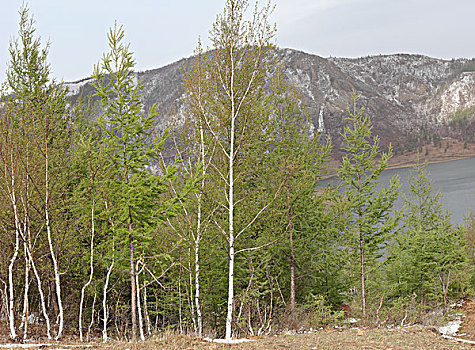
[178, 267, 183, 335]
[194, 242, 202, 337]
[44, 145, 63, 340]
[20, 242, 30, 339]
[20, 150, 31, 340]
[79, 195, 95, 342]
[21, 234, 51, 339]
[187, 247, 197, 334]
[136, 270, 145, 341]
[195, 123, 206, 338]
[225, 62, 236, 340]
[102, 259, 114, 342]
[86, 290, 96, 342]
[102, 200, 115, 343]
[8, 229, 19, 340]
[143, 286, 151, 336]
[8, 166, 20, 340]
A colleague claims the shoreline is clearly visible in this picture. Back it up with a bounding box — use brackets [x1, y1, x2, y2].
[386, 153, 475, 171]
[321, 153, 475, 181]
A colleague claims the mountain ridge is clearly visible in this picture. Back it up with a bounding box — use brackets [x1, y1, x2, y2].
[66, 48, 475, 154]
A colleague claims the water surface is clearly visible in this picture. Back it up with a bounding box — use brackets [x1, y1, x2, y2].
[322, 157, 475, 224]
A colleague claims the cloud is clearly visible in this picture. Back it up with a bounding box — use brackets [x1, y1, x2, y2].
[274, 0, 352, 25]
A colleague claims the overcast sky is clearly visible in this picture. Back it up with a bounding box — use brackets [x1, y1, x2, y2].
[1, 0, 474, 82]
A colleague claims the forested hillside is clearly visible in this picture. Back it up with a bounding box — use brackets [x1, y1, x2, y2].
[67, 42, 475, 156]
[0, 0, 474, 344]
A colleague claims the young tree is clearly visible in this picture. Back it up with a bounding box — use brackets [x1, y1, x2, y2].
[92, 23, 177, 342]
[1, 6, 70, 339]
[338, 96, 400, 316]
[184, 0, 313, 339]
[263, 71, 332, 310]
[160, 121, 210, 337]
[387, 163, 467, 308]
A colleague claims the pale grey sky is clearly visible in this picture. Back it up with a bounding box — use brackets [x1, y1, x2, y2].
[1, 0, 474, 82]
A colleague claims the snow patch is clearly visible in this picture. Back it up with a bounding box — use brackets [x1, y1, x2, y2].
[344, 318, 360, 324]
[317, 103, 325, 133]
[203, 337, 254, 344]
[0, 345, 92, 349]
[65, 78, 92, 96]
[439, 319, 462, 336]
[438, 73, 475, 120]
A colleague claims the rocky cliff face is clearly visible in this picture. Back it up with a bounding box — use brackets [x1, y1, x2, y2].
[66, 49, 475, 151]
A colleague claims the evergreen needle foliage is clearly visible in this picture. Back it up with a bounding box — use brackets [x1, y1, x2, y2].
[0, 2, 472, 343]
[338, 94, 401, 316]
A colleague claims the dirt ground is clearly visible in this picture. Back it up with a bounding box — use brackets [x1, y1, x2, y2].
[459, 299, 475, 342]
[0, 327, 472, 350]
[2, 302, 475, 350]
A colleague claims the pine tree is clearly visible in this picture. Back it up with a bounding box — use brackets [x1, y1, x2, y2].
[92, 23, 177, 342]
[387, 162, 467, 308]
[261, 71, 332, 310]
[338, 95, 400, 316]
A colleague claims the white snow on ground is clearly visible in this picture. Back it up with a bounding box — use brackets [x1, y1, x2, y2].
[439, 319, 462, 336]
[203, 337, 254, 344]
[0, 345, 48, 349]
[441, 335, 475, 345]
[0, 344, 92, 349]
[344, 318, 360, 324]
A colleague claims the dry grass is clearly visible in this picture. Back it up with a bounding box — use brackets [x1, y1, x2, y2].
[0, 327, 468, 350]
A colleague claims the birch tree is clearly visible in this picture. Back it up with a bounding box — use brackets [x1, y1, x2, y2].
[1, 6, 69, 339]
[184, 0, 302, 339]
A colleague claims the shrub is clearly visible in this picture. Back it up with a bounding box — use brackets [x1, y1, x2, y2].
[303, 294, 344, 328]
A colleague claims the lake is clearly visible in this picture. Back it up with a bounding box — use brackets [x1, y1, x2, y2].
[321, 157, 475, 224]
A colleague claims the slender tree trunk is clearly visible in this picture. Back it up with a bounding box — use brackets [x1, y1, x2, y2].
[8, 165, 20, 340]
[225, 121, 235, 340]
[1, 280, 8, 322]
[289, 228, 296, 310]
[22, 233, 51, 339]
[439, 270, 450, 309]
[21, 241, 30, 339]
[102, 258, 114, 342]
[128, 206, 137, 342]
[194, 122, 206, 337]
[360, 234, 366, 317]
[178, 265, 183, 335]
[187, 247, 197, 334]
[136, 269, 145, 341]
[195, 241, 202, 337]
[20, 146, 32, 340]
[226, 239, 235, 340]
[79, 188, 95, 342]
[225, 40, 236, 340]
[8, 228, 19, 340]
[86, 289, 96, 342]
[44, 144, 63, 340]
[103, 200, 115, 343]
[143, 286, 151, 336]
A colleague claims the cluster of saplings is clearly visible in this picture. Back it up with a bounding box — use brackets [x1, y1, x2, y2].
[0, 0, 473, 343]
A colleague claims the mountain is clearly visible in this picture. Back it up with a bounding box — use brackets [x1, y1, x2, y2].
[66, 49, 475, 154]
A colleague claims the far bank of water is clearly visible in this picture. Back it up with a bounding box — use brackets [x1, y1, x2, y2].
[321, 157, 475, 224]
